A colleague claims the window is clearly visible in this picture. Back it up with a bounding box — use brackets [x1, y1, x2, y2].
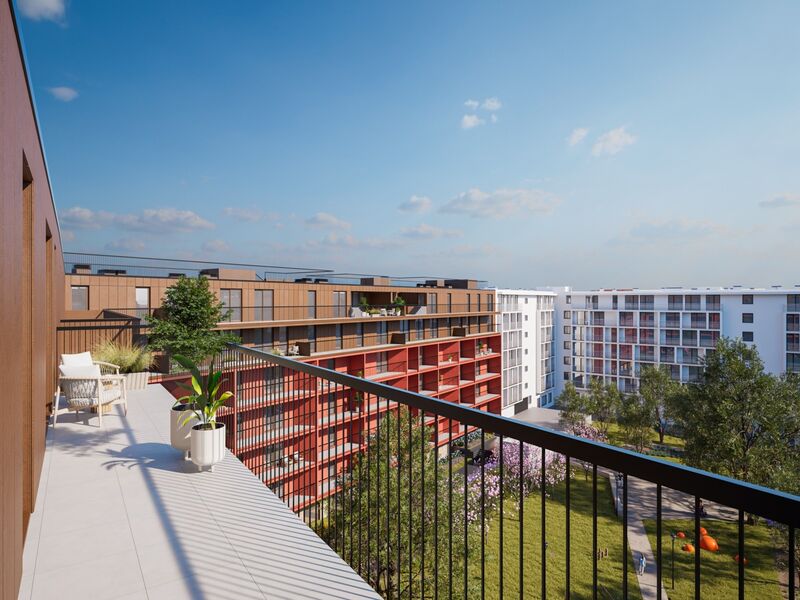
[563, 310, 571, 319]
[447, 293, 452, 313]
[254, 289, 274, 321]
[307, 290, 317, 318]
[220, 289, 242, 321]
[335, 324, 343, 350]
[563, 325, 571, 334]
[706, 295, 720, 310]
[742, 331, 754, 342]
[565, 295, 571, 304]
[789, 294, 800, 311]
[742, 313, 753, 324]
[307, 325, 316, 352]
[612, 295, 618, 310]
[563, 356, 571, 366]
[742, 294, 753, 305]
[477, 294, 481, 312]
[134, 287, 150, 318]
[71, 285, 89, 310]
[668, 295, 683, 311]
[333, 291, 347, 318]
[428, 293, 438, 314]
[563, 341, 571, 350]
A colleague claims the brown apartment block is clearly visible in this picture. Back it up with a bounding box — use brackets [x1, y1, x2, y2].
[0, 1, 65, 597]
[63, 260, 502, 508]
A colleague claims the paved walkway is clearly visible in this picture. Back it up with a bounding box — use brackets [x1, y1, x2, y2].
[20, 384, 378, 600]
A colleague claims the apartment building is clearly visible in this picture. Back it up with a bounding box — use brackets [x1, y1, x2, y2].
[556, 287, 800, 396]
[495, 289, 556, 414]
[63, 253, 502, 506]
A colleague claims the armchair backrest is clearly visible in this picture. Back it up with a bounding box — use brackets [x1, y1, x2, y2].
[59, 363, 101, 379]
[61, 351, 93, 366]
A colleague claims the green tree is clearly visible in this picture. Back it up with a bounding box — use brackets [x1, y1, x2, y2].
[148, 276, 239, 365]
[321, 408, 469, 598]
[673, 338, 800, 492]
[557, 382, 587, 429]
[587, 379, 622, 436]
[639, 365, 680, 444]
[619, 392, 653, 453]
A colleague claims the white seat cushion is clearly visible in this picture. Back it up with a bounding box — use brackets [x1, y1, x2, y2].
[61, 352, 94, 367]
[59, 364, 101, 379]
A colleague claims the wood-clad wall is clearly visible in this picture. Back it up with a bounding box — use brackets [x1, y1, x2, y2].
[1, 2, 65, 597]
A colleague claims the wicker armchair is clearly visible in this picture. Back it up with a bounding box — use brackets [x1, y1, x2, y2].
[55, 353, 127, 426]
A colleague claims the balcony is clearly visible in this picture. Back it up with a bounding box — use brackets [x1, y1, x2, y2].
[21, 385, 375, 599]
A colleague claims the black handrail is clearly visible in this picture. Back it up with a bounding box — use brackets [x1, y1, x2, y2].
[229, 342, 800, 527]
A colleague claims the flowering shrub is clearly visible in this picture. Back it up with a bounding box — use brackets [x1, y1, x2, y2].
[496, 439, 567, 498]
[566, 422, 607, 443]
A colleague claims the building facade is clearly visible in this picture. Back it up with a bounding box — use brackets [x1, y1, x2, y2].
[495, 289, 556, 414]
[557, 287, 800, 396]
[63, 255, 502, 507]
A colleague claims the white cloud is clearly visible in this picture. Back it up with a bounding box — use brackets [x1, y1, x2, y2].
[305, 233, 398, 251]
[464, 99, 480, 110]
[222, 206, 278, 222]
[759, 193, 800, 208]
[592, 126, 637, 156]
[398, 195, 432, 213]
[400, 223, 461, 240]
[305, 212, 351, 230]
[60, 206, 214, 232]
[104, 237, 146, 252]
[61, 230, 75, 242]
[440, 188, 561, 219]
[48, 86, 78, 102]
[201, 239, 231, 253]
[568, 127, 588, 146]
[461, 114, 485, 129]
[18, 0, 65, 21]
[481, 97, 502, 111]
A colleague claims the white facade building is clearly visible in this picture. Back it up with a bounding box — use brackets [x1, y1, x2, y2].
[553, 287, 800, 396]
[495, 289, 556, 415]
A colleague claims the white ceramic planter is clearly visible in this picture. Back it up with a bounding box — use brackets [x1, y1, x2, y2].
[190, 423, 226, 472]
[170, 405, 197, 460]
[124, 371, 150, 391]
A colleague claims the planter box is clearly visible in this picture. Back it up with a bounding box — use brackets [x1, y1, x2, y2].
[124, 371, 150, 391]
[191, 423, 226, 471]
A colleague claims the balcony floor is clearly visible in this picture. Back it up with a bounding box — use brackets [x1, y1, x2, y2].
[20, 384, 378, 600]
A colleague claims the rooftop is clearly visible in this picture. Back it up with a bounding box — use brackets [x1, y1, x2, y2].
[20, 384, 377, 600]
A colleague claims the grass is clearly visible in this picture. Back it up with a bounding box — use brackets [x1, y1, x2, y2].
[471, 472, 642, 599]
[643, 518, 784, 600]
[604, 422, 685, 452]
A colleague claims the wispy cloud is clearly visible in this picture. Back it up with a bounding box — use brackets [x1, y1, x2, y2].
[104, 237, 146, 252]
[461, 114, 485, 129]
[398, 195, 432, 214]
[592, 126, 637, 156]
[305, 212, 351, 230]
[48, 86, 78, 102]
[305, 233, 399, 251]
[201, 239, 231, 253]
[18, 0, 65, 21]
[61, 206, 214, 232]
[400, 223, 462, 240]
[612, 218, 728, 245]
[481, 97, 502, 111]
[464, 99, 480, 110]
[440, 188, 561, 219]
[61, 230, 75, 242]
[568, 127, 588, 146]
[222, 206, 278, 222]
[759, 193, 800, 208]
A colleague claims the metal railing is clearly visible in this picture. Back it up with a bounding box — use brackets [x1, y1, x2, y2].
[216, 343, 798, 600]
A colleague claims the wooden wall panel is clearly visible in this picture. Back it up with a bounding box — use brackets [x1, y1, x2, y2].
[1, 2, 65, 597]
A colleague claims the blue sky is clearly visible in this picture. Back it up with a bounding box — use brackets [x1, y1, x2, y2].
[17, 0, 800, 289]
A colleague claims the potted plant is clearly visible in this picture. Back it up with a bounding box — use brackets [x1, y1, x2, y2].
[359, 296, 371, 315]
[174, 354, 233, 472]
[93, 341, 154, 391]
[392, 295, 406, 316]
[352, 392, 364, 413]
[170, 397, 198, 460]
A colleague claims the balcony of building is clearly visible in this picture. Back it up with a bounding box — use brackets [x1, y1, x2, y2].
[19, 384, 377, 599]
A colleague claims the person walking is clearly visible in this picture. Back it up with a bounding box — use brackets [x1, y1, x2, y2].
[638, 552, 647, 576]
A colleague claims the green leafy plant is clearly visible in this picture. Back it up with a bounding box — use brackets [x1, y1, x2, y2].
[93, 341, 153, 373]
[392, 296, 406, 309]
[148, 276, 239, 366]
[359, 296, 371, 311]
[173, 354, 232, 429]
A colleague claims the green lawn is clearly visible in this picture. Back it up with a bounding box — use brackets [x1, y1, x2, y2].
[643, 519, 785, 600]
[471, 472, 642, 599]
[604, 422, 685, 452]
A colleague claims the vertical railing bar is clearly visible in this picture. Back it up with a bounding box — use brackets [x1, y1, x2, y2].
[566, 455, 571, 599]
[499, 435, 504, 599]
[464, 425, 468, 600]
[397, 403, 402, 598]
[593, 463, 598, 600]
[694, 496, 701, 600]
[656, 484, 662, 600]
[519, 440, 524, 600]
[448, 421, 453, 600]
[349, 381, 355, 569]
[623, 473, 628, 599]
[480, 428, 486, 600]
[386, 394, 391, 597]
[789, 524, 796, 600]
[738, 509, 745, 600]
[435, 412, 439, 600]
[421, 409, 426, 600]
[409, 409, 413, 600]
[369, 391, 375, 590]
[541, 447, 546, 600]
